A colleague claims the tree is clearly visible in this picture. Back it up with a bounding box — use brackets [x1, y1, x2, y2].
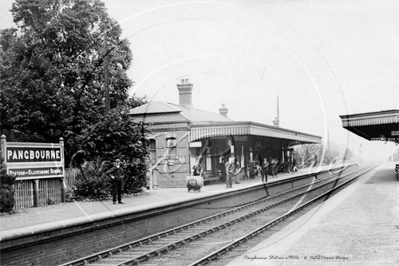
[126, 94, 148, 110]
[0, 0, 132, 156]
[343, 148, 353, 161]
[75, 107, 149, 193]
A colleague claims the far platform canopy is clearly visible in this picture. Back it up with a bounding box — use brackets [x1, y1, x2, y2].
[339, 109, 399, 143]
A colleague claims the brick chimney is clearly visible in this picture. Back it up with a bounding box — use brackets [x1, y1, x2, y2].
[219, 104, 228, 117]
[177, 79, 193, 109]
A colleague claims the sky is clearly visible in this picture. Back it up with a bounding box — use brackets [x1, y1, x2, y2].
[1, 0, 398, 162]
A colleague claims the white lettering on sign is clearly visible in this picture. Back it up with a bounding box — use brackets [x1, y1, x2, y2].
[7, 148, 61, 161]
[9, 168, 62, 176]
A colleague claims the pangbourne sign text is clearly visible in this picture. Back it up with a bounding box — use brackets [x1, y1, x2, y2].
[1, 135, 65, 180]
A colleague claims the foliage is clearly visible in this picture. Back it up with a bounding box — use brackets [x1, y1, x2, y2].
[0, 0, 150, 202]
[75, 107, 149, 193]
[293, 143, 346, 167]
[343, 148, 353, 161]
[64, 185, 76, 202]
[127, 94, 149, 109]
[0, 0, 134, 162]
[0, 158, 17, 212]
[292, 144, 320, 167]
[73, 159, 111, 200]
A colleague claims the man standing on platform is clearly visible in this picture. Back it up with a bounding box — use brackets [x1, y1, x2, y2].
[261, 158, 269, 183]
[226, 157, 242, 188]
[192, 158, 203, 177]
[225, 157, 235, 188]
[106, 158, 125, 205]
[219, 158, 226, 182]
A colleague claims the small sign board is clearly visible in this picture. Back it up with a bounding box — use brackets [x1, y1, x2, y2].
[1, 135, 65, 180]
[189, 141, 202, 148]
[392, 131, 399, 136]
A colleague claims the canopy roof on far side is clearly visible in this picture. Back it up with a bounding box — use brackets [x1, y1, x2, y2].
[339, 109, 399, 143]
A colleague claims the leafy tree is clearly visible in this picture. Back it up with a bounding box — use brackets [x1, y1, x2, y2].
[293, 142, 349, 168]
[126, 94, 148, 110]
[0, 0, 132, 158]
[343, 148, 353, 161]
[75, 107, 149, 193]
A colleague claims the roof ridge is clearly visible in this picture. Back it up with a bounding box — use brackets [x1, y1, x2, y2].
[167, 102, 229, 116]
[129, 101, 182, 115]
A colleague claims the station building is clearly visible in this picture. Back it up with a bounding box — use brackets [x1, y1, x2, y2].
[129, 79, 322, 188]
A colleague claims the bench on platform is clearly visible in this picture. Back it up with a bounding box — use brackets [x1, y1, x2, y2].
[203, 176, 220, 185]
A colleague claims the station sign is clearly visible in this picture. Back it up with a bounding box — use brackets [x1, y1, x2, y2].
[1, 135, 65, 180]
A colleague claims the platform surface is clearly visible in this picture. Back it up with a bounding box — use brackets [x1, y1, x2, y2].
[0, 164, 350, 240]
[226, 162, 399, 266]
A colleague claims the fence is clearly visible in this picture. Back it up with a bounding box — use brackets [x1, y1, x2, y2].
[64, 168, 80, 188]
[14, 178, 64, 209]
[14, 180, 34, 209]
[12, 169, 80, 210]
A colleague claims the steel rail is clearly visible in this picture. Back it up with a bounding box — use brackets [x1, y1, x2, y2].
[188, 164, 377, 266]
[108, 165, 371, 266]
[60, 164, 368, 266]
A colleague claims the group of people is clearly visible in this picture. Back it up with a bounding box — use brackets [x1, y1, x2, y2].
[193, 157, 242, 188]
[105, 154, 309, 204]
[221, 157, 281, 186]
[259, 158, 279, 182]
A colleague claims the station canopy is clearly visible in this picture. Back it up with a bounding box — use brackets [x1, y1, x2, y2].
[131, 101, 321, 146]
[189, 121, 321, 145]
[340, 109, 399, 143]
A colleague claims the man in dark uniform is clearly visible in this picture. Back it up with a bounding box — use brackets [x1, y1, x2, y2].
[219, 158, 226, 182]
[192, 158, 203, 176]
[106, 158, 125, 204]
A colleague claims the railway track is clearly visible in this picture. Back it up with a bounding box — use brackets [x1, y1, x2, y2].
[60, 164, 375, 266]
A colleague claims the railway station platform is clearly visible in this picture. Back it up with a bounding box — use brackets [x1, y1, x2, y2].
[1, 164, 337, 238]
[226, 161, 399, 266]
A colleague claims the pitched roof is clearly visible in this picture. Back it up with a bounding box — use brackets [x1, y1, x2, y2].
[129, 101, 232, 123]
[166, 103, 231, 122]
[129, 101, 182, 115]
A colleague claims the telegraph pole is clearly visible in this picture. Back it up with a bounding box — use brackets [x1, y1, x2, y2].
[104, 26, 110, 113]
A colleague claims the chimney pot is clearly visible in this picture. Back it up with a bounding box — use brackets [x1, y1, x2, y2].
[219, 104, 228, 117]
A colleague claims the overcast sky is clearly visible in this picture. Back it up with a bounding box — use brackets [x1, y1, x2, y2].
[1, 0, 398, 161]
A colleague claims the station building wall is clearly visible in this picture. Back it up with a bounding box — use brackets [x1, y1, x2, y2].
[148, 123, 190, 188]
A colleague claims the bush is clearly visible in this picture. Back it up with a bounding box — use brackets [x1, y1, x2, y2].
[75, 108, 149, 195]
[74, 178, 110, 200]
[0, 158, 17, 212]
[73, 160, 112, 200]
[122, 158, 147, 194]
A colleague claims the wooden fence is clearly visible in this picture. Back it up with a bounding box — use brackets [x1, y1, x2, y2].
[12, 168, 80, 210]
[14, 180, 34, 209]
[64, 168, 80, 188]
[14, 178, 63, 209]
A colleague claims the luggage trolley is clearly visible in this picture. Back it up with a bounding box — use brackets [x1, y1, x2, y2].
[186, 175, 204, 192]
